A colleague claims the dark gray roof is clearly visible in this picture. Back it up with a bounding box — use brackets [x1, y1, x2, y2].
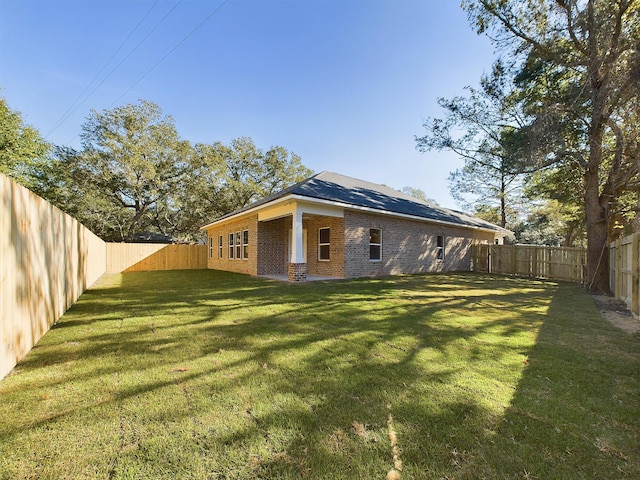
[205, 171, 507, 233]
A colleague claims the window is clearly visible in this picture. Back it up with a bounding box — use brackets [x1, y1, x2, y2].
[229, 233, 235, 259]
[209, 236, 214, 258]
[242, 230, 249, 259]
[436, 235, 445, 261]
[218, 235, 223, 259]
[318, 227, 330, 261]
[235, 231, 241, 260]
[369, 228, 382, 261]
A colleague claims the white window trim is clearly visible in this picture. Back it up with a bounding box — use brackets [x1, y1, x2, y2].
[436, 235, 445, 262]
[318, 227, 330, 261]
[235, 231, 242, 260]
[242, 230, 249, 260]
[369, 228, 382, 262]
[218, 235, 223, 259]
[228, 233, 234, 259]
[209, 237, 214, 258]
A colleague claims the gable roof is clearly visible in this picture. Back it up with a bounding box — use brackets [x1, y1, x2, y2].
[202, 171, 509, 234]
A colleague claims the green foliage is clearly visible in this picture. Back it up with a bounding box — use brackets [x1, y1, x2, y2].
[64, 100, 193, 241]
[417, 62, 525, 229]
[1, 271, 638, 479]
[447, 158, 523, 229]
[400, 186, 438, 205]
[513, 200, 577, 246]
[195, 137, 312, 216]
[521, 167, 585, 246]
[472, 203, 502, 226]
[0, 96, 51, 188]
[461, 0, 640, 291]
[38, 100, 311, 242]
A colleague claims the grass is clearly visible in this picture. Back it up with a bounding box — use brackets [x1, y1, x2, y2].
[0, 270, 638, 480]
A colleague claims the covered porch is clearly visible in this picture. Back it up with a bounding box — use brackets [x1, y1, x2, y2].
[256, 199, 345, 282]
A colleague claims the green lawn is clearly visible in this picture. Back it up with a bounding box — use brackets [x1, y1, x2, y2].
[1, 271, 638, 480]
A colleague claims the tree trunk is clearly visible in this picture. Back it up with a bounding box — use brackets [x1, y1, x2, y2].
[584, 166, 610, 293]
[126, 204, 147, 242]
[584, 8, 612, 293]
[500, 171, 507, 228]
[563, 225, 575, 247]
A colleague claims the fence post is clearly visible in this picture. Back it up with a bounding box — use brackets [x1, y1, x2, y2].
[475, 244, 588, 283]
[615, 238, 623, 300]
[609, 242, 615, 293]
[633, 233, 640, 316]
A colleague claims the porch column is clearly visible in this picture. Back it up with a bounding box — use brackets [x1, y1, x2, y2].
[288, 208, 307, 282]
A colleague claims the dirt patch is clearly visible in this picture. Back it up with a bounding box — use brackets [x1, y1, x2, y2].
[591, 295, 640, 335]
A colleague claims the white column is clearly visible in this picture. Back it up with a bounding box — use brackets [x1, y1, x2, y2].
[291, 208, 305, 264]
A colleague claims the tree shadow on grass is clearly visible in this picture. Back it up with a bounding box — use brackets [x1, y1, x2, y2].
[4, 271, 635, 479]
[451, 281, 640, 480]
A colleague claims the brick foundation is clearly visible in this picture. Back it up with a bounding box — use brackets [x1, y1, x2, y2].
[288, 262, 307, 282]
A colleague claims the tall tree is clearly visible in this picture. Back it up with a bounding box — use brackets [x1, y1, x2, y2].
[447, 159, 523, 229]
[462, 0, 640, 292]
[197, 137, 312, 215]
[73, 100, 192, 241]
[416, 63, 525, 229]
[4, 96, 312, 242]
[0, 97, 50, 189]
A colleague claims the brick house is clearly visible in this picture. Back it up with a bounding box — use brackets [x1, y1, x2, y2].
[201, 172, 509, 282]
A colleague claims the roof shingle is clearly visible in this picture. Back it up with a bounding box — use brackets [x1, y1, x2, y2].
[204, 171, 507, 234]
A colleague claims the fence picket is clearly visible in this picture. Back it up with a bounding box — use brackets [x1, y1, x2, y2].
[106, 243, 207, 273]
[472, 244, 586, 283]
[609, 233, 640, 315]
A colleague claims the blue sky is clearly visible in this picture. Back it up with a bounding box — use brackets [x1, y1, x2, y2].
[0, 0, 496, 209]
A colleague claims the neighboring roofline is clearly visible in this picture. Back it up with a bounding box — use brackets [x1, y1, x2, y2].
[201, 193, 510, 236]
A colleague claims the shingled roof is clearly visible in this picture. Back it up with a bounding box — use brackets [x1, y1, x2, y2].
[204, 171, 508, 233]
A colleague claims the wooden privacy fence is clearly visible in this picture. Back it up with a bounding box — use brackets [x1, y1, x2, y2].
[2, 174, 105, 380]
[106, 243, 207, 273]
[2, 173, 208, 380]
[472, 244, 586, 283]
[609, 233, 640, 316]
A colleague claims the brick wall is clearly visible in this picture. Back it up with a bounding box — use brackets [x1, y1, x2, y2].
[344, 210, 495, 278]
[205, 214, 258, 276]
[257, 217, 290, 275]
[256, 214, 346, 278]
[304, 215, 345, 278]
[288, 262, 307, 282]
[204, 209, 497, 281]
